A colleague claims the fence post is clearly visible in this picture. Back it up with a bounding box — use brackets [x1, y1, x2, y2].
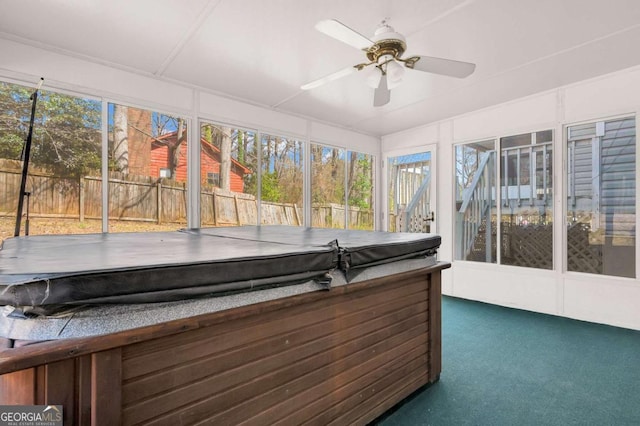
[233, 195, 241, 225]
[293, 204, 300, 226]
[330, 204, 336, 228]
[157, 180, 162, 224]
[79, 176, 85, 222]
[212, 192, 218, 226]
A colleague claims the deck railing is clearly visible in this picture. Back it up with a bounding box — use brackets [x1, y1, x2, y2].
[456, 152, 493, 260]
[397, 172, 431, 232]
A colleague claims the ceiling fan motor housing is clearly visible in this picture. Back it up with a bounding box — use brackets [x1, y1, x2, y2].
[366, 24, 407, 63]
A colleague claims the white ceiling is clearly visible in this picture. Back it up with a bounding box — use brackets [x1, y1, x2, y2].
[1, 0, 639, 136]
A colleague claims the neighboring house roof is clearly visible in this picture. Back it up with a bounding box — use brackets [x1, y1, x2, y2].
[151, 131, 252, 174]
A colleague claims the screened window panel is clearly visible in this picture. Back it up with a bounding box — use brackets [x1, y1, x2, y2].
[347, 152, 374, 230]
[500, 131, 553, 269]
[454, 140, 496, 262]
[107, 104, 188, 232]
[566, 117, 636, 278]
[260, 134, 304, 226]
[311, 143, 346, 229]
[199, 122, 257, 226]
[0, 81, 102, 240]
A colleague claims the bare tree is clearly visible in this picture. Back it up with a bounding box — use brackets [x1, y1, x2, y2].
[168, 118, 185, 178]
[220, 126, 232, 190]
[113, 104, 128, 173]
[348, 151, 358, 199]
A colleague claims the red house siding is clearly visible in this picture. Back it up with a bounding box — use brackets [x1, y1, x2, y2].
[150, 142, 246, 193]
[127, 109, 152, 176]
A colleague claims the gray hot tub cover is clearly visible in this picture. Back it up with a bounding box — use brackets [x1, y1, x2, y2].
[189, 226, 441, 279]
[0, 230, 338, 313]
[0, 226, 440, 313]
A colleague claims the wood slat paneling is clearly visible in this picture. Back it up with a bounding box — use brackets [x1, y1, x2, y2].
[41, 359, 76, 425]
[173, 319, 427, 426]
[348, 372, 430, 425]
[293, 350, 428, 425]
[242, 335, 428, 426]
[121, 272, 431, 425]
[75, 355, 92, 426]
[92, 349, 122, 426]
[122, 275, 426, 378]
[0, 368, 36, 404]
[122, 289, 426, 406]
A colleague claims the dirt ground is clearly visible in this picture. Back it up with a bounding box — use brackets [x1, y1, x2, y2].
[1, 217, 185, 245]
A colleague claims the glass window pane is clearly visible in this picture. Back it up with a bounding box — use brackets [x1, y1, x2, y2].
[500, 131, 553, 269]
[311, 143, 345, 229]
[199, 122, 257, 226]
[260, 134, 304, 226]
[536, 130, 553, 143]
[347, 152, 374, 230]
[567, 117, 635, 278]
[0, 81, 102, 242]
[388, 152, 432, 233]
[108, 103, 188, 232]
[501, 132, 532, 149]
[454, 140, 496, 262]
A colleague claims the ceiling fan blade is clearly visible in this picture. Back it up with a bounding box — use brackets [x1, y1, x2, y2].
[300, 66, 357, 90]
[315, 19, 373, 50]
[373, 74, 390, 107]
[407, 55, 476, 78]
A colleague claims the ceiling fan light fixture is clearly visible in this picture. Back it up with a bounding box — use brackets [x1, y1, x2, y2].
[363, 65, 382, 89]
[386, 60, 405, 88]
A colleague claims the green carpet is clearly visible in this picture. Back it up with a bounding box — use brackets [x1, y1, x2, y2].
[377, 296, 640, 426]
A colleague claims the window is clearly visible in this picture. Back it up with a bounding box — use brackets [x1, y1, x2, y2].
[454, 140, 496, 262]
[347, 152, 374, 230]
[108, 103, 188, 232]
[260, 134, 304, 226]
[500, 131, 553, 269]
[566, 117, 635, 278]
[454, 131, 553, 269]
[311, 143, 375, 229]
[206, 172, 219, 186]
[311, 143, 346, 228]
[199, 121, 257, 226]
[0, 81, 101, 242]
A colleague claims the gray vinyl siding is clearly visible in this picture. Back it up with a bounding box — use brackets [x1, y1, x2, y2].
[569, 118, 636, 214]
[600, 118, 635, 215]
[572, 141, 592, 199]
[568, 122, 597, 141]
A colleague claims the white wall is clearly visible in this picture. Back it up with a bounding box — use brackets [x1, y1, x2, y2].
[382, 66, 640, 331]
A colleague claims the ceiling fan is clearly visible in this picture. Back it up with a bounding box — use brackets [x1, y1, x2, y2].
[301, 19, 476, 107]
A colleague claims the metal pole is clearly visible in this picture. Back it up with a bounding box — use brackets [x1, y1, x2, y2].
[14, 78, 43, 237]
[24, 192, 31, 236]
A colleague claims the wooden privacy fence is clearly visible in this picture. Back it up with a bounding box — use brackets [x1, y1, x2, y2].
[0, 164, 372, 228]
[312, 203, 374, 230]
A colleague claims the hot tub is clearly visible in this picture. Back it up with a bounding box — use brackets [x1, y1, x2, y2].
[0, 226, 448, 425]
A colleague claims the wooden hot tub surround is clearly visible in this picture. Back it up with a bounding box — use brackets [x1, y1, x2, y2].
[0, 262, 449, 425]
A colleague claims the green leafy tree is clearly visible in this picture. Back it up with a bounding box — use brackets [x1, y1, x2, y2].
[260, 172, 283, 202]
[260, 136, 303, 205]
[348, 155, 373, 209]
[0, 82, 101, 177]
